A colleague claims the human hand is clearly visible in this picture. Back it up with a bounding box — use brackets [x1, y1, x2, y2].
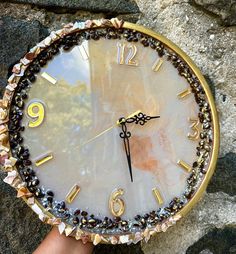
[34, 227, 94, 254]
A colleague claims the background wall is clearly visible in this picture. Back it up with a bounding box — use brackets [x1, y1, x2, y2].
[0, 0, 235, 253]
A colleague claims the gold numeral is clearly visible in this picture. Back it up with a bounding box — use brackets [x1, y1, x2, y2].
[109, 188, 125, 217]
[27, 101, 45, 128]
[35, 152, 53, 166]
[66, 184, 81, 203]
[117, 42, 138, 66]
[188, 118, 200, 141]
[177, 88, 191, 99]
[41, 72, 57, 85]
[177, 160, 192, 173]
[152, 188, 164, 205]
[117, 42, 125, 64]
[152, 58, 163, 72]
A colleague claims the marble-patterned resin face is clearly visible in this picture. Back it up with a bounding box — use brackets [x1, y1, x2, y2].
[21, 37, 198, 220]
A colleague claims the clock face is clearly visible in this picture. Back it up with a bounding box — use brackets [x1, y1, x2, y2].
[1, 19, 219, 244]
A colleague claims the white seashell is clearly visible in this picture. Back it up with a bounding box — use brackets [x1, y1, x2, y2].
[9, 157, 17, 166]
[50, 31, 59, 41]
[44, 37, 52, 46]
[161, 222, 168, 232]
[110, 236, 119, 244]
[30, 46, 38, 53]
[3, 170, 18, 185]
[20, 58, 31, 65]
[39, 213, 46, 222]
[75, 228, 83, 240]
[72, 22, 85, 30]
[37, 41, 47, 48]
[143, 228, 150, 242]
[8, 74, 16, 83]
[154, 224, 162, 232]
[31, 203, 43, 215]
[58, 222, 66, 234]
[65, 225, 75, 236]
[119, 235, 129, 244]
[173, 214, 181, 221]
[93, 234, 102, 245]
[27, 197, 35, 205]
[133, 232, 142, 244]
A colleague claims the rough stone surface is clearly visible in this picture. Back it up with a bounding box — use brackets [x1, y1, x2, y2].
[0, 0, 235, 253]
[0, 15, 49, 97]
[136, 0, 236, 157]
[0, 171, 51, 254]
[207, 153, 236, 196]
[141, 192, 236, 254]
[0, 0, 140, 14]
[186, 226, 236, 254]
[192, 0, 236, 26]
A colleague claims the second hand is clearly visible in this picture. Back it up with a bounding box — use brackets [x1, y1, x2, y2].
[78, 110, 141, 147]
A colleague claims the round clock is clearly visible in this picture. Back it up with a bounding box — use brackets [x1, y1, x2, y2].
[0, 18, 219, 245]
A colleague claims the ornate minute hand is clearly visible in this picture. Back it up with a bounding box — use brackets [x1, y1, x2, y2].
[118, 117, 133, 182]
[125, 112, 160, 125]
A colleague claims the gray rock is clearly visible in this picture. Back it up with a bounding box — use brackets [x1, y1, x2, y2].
[141, 192, 236, 254]
[0, 16, 49, 96]
[136, 0, 236, 156]
[199, 250, 214, 254]
[207, 153, 236, 196]
[0, 172, 50, 254]
[186, 226, 236, 254]
[0, 0, 140, 14]
[191, 0, 236, 26]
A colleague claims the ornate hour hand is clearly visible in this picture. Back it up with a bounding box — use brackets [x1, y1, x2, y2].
[125, 112, 160, 126]
[119, 118, 133, 182]
[118, 111, 159, 183]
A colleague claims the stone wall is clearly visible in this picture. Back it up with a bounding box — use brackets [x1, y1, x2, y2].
[0, 1, 235, 253]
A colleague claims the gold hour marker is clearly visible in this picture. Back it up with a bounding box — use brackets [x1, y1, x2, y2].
[177, 160, 192, 173]
[188, 118, 200, 141]
[41, 72, 57, 85]
[78, 45, 89, 60]
[152, 58, 163, 72]
[35, 152, 53, 166]
[66, 184, 81, 203]
[177, 88, 191, 99]
[152, 188, 164, 205]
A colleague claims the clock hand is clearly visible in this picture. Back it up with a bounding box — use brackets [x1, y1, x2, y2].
[81, 110, 141, 147]
[117, 111, 160, 183]
[124, 112, 160, 126]
[82, 124, 115, 146]
[119, 119, 133, 182]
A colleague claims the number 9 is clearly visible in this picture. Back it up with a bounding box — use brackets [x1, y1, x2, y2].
[27, 101, 45, 128]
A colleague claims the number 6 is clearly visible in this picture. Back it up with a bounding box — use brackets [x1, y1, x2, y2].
[109, 188, 125, 217]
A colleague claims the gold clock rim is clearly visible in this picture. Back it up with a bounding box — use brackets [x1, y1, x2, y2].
[3, 19, 220, 244]
[123, 21, 220, 218]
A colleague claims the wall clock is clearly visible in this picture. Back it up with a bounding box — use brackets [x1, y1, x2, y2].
[0, 18, 219, 245]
